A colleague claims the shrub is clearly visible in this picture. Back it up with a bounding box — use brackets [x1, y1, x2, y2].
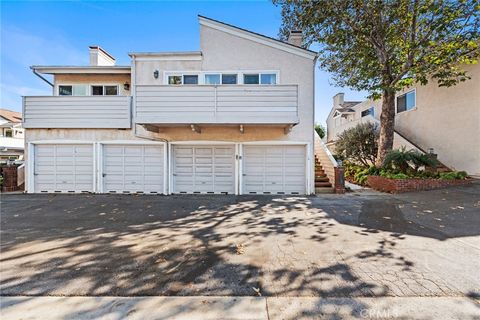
[383, 147, 437, 174]
[439, 171, 468, 180]
[315, 123, 326, 138]
[380, 171, 409, 179]
[335, 122, 378, 166]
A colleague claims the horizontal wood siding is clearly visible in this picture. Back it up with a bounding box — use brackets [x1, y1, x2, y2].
[23, 96, 131, 129]
[135, 85, 298, 124]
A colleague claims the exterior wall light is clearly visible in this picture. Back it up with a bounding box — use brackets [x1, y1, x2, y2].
[123, 82, 130, 91]
[153, 70, 159, 79]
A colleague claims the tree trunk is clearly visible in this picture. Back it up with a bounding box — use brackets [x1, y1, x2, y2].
[376, 90, 396, 166]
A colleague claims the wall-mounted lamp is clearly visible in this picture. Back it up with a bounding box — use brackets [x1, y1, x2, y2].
[153, 70, 159, 79]
[123, 82, 130, 91]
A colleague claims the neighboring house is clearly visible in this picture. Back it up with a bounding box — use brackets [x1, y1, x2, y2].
[326, 63, 480, 176]
[22, 16, 326, 194]
[0, 109, 24, 163]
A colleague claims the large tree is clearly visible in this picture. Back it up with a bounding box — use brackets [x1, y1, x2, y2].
[275, 0, 480, 165]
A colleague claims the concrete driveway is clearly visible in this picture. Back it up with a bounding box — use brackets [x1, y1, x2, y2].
[1, 183, 479, 300]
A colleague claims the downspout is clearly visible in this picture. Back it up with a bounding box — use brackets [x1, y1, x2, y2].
[30, 67, 53, 87]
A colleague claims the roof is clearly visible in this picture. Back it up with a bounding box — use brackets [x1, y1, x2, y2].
[31, 66, 131, 74]
[128, 51, 202, 61]
[198, 15, 317, 60]
[0, 109, 22, 123]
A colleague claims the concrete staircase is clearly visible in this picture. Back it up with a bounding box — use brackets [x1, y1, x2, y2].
[314, 155, 334, 194]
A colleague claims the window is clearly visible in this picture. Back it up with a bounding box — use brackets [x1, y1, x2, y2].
[361, 107, 375, 117]
[91, 85, 118, 96]
[183, 75, 198, 85]
[244, 74, 259, 84]
[59, 85, 87, 96]
[168, 75, 182, 85]
[222, 74, 237, 84]
[92, 86, 103, 95]
[397, 90, 416, 113]
[5, 129, 12, 137]
[260, 73, 277, 85]
[205, 74, 221, 85]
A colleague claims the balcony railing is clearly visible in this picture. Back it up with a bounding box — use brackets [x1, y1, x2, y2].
[23, 96, 131, 129]
[134, 85, 298, 125]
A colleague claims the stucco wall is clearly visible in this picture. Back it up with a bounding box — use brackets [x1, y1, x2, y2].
[54, 74, 131, 96]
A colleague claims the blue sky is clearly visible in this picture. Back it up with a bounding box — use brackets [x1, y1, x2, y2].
[0, 0, 367, 125]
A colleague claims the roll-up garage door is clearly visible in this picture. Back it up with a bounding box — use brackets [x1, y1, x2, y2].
[242, 145, 306, 195]
[102, 144, 165, 194]
[172, 145, 235, 194]
[33, 144, 94, 193]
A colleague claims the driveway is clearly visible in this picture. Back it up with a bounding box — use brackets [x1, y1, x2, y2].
[1, 183, 479, 299]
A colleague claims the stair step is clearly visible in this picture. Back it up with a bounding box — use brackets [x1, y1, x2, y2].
[315, 182, 332, 187]
[315, 177, 330, 182]
[315, 170, 325, 175]
[315, 187, 334, 194]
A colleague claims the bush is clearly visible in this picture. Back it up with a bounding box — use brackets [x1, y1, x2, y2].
[383, 147, 437, 174]
[335, 122, 378, 166]
[439, 171, 468, 180]
[380, 171, 409, 179]
[315, 123, 326, 138]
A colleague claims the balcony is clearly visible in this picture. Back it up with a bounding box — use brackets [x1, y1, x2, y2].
[23, 96, 131, 129]
[134, 85, 298, 125]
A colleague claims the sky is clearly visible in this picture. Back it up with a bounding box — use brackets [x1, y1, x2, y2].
[0, 0, 367, 126]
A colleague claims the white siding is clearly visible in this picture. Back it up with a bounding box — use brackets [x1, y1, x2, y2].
[135, 85, 298, 124]
[23, 96, 131, 128]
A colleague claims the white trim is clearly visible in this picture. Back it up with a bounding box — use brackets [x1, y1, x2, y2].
[241, 140, 310, 145]
[234, 143, 240, 195]
[167, 143, 172, 195]
[56, 83, 122, 96]
[199, 17, 317, 60]
[163, 70, 280, 85]
[169, 140, 237, 145]
[29, 140, 96, 144]
[32, 66, 131, 74]
[26, 142, 34, 193]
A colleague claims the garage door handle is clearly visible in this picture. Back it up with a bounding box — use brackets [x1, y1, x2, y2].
[102, 173, 106, 177]
[242, 174, 246, 176]
[172, 173, 177, 176]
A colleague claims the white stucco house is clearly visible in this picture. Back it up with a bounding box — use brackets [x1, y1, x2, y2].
[0, 109, 24, 164]
[23, 16, 339, 195]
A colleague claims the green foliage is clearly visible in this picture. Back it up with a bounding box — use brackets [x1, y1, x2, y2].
[344, 162, 372, 186]
[0, 175, 3, 187]
[275, 0, 479, 165]
[439, 171, 468, 180]
[335, 122, 379, 166]
[383, 147, 437, 174]
[380, 171, 409, 179]
[314, 123, 326, 139]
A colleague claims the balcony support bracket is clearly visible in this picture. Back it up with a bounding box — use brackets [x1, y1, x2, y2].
[284, 124, 294, 135]
[239, 125, 244, 134]
[191, 124, 201, 134]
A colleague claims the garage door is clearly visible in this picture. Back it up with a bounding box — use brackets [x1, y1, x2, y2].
[172, 145, 235, 194]
[102, 144, 165, 194]
[34, 144, 94, 193]
[242, 145, 306, 195]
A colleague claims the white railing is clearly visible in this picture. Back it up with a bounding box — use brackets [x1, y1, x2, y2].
[135, 85, 299, 124]
[23, 96, 132, 129]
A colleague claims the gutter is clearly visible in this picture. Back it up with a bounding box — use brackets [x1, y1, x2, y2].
[30, 67, 53, 87]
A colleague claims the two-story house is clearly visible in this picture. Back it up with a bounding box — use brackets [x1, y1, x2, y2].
[23, 16, 324, 195]
[326, 63, 480, 177]
[0, 109, 24, 163]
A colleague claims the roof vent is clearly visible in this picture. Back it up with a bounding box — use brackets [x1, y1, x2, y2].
[287, 30, 303, 47]
[89, 46, 115, 66]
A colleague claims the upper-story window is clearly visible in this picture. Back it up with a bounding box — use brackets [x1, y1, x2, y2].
[243, 73, 277, 85]
[397, 90, 416, 113]
[168, 75, 198, 85]
[204, 74, 238, 85]
[361, 107, 375, 117]
[59, 85, 88, 96]
[91, 85, 118, 96]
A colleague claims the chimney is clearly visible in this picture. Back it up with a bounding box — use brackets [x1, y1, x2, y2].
[89, 46, 115, 66]
[287, 30, 303, 47]
[333, 93, 344, 108]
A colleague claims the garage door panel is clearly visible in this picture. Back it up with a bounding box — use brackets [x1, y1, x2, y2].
[103, 144, 164, 194]
[34, 144, 94, 193]
[243, 145, 306, 195]
[172, 145, 235, 194]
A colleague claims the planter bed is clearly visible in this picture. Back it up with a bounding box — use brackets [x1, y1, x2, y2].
[367, 175, 473, 193]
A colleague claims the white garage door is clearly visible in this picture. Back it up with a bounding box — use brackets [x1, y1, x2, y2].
[242, 145, 306, 195]
[172, 145, 235, 194]
[34, 144, 94, 193]
[102, 144, 165, 194]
